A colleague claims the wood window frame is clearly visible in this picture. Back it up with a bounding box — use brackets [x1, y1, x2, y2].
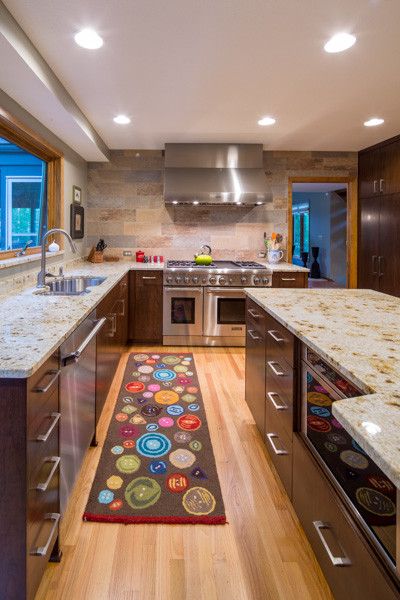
[288, 176, 358, 288]
[0, 106, 64, 260]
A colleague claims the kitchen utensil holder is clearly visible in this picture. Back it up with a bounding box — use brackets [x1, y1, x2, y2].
[87, 247, 104, 263]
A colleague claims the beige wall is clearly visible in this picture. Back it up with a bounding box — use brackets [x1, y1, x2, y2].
[87, 150, 357, 260]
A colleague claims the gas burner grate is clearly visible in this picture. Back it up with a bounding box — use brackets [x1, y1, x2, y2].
[233, 261, 265, 268]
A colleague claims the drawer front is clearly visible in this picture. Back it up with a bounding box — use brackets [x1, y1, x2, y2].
[27, 510, 60, 600]
[272, 272, 307, 288]
[28, 389, 60, 483]
[266, 315, 294, 367]
[265, 354, 293, 397]
[265, 375, 293, 440]
[28, 352, 60, 406]
[264, 408, 292, 498]
[246, 298, 266, 331]
[293, 435, 399, 600]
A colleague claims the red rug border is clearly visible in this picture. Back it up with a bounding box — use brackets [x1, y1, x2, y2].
[83, 512, 227, 525]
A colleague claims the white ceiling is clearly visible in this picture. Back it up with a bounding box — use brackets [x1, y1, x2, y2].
[2, 0, 400, 156]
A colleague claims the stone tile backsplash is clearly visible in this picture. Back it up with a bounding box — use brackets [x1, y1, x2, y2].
[87, 149, 357, 260]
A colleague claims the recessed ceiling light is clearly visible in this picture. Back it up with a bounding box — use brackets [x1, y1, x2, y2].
[364, 117, 384, 127]
[324, 32, 356, 53]
[113, 115, 131, 125]
[258, 116, 276, 126]
[74, 28, 103, 50]
[193, 200, 199, 205]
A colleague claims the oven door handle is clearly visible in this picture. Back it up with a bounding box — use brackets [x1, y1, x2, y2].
[164, 287, 203, 293]
[205, 288, 245, 294]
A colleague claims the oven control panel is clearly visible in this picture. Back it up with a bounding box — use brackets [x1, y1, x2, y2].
[164, 270, 271, 287]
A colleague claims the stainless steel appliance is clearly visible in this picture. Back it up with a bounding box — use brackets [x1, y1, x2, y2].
[301, 345, 398, 576]
[163, 260, 271, 346]
[59, 311, 106, 513]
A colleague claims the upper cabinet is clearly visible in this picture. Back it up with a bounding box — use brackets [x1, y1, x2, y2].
[359, 137, 400, 199]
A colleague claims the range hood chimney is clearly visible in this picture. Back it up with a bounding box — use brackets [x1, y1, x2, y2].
[164, 143, 271, 205]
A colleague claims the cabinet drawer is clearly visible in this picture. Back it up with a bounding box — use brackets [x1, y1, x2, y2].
[27, 510, 60, 600]
[266, 315, 294, 367]
[293, 435, 399, 600]
[264, 408, 292, 498]
[28, 352, 60, 405]
[272, 272, 307, 288]
[28, 389, 60, 483]
[246, 298, 266, 330]
[266, 354, 293, 393]
[265, 376, 293, 440]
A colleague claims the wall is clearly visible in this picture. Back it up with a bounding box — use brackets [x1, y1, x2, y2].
[87, 150, 357, 260]
[0, 90, 88, 273]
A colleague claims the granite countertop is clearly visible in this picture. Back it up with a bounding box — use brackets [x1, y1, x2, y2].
[245, 287, 400, 488]
[0, 260, 163, 379]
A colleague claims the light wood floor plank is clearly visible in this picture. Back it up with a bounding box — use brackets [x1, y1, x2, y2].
[35, 346, 333, 600]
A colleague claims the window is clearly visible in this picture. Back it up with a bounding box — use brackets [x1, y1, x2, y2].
[292, 204, 309, 258]
[0, 136, 47, 251]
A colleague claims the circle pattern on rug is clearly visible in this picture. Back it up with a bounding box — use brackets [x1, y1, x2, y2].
[169, 448, 196, 469]
[167, 404, 184, 416]
[136, 433, 172, 457]
[167, 473, 189, 493]
[148, 460, 167, 475]
[154, 390, 179, 405]
[116, 454, 141, 474]
[162, 355, 181, 365]
[125, 477, 161, 509]
[177, 414, 202, 431]
[182, 487, 216, 515]
[153, 369, 176, 382]
[126, 381, 145, 394]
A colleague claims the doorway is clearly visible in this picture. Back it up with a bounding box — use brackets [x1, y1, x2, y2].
[288, 177, 358, 288]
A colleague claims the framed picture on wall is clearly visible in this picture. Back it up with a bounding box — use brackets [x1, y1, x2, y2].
[70, 204, 84, 239]
[72, 185, 82, 205]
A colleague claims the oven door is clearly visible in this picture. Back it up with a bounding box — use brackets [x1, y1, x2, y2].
[203, 287, 246, 337]
[163, 287, 203, 336]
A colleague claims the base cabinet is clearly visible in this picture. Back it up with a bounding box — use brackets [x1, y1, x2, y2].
[129, 270, 163, 343]
[293, 435, 399, 600]
[272, 271, 308, 288]
[245, 299, 266, 436]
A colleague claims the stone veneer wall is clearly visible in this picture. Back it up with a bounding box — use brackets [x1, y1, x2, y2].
[86, 150, 357, 260]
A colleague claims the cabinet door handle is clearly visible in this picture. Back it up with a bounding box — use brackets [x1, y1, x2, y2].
[267, 361, 285, 376]
[32, 370, 60, 393]
[36, 412, 61, 442]
[36, 456, 60, 491]
[373, 180, 378, 193]
[312, 521, 351, 567]
[248, 308, 260, 319]
[63, 318, 107, 365]
[379, 178, 384, 193]
[142, 276, 157, 280]
[107, 314, 117, 337]
[371, 255, 378, 275]
[247, 329, 261, 341]
[267, 391, 287, 410]
[267, 329, 285, 343]
[116, 298, 125, 317]
[30, 513, 60, 557]
[266, 433, 288, 455]
[280, 277, 296, 282]
[378, 256, 384, 277]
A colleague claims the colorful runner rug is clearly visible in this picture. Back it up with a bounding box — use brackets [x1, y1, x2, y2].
[84, 352, 226, 524]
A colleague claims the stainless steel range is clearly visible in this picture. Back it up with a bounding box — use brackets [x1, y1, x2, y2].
[163, 260, 271, 346]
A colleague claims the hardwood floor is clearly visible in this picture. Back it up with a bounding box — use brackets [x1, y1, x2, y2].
[36, 346, 333, 600]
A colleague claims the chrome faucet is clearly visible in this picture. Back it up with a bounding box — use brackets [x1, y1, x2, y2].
[37, 228, 77, 288]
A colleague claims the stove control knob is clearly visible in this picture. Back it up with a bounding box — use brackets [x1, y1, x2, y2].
[202, 277, 208, 284]
[241, 276, 248, 284]
[209, 276, 217, 285]
[175, 276, 182, 284]
[262, 277, 270, 285]
[192, 276, 199, 284]
[219, 276, 226, 285]
[166, 275, 173, 284]
[253, 276, 261, 285]
[184, 276, 190, 284]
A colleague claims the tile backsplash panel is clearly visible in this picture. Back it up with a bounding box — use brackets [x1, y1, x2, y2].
[87, 150, 357, 260]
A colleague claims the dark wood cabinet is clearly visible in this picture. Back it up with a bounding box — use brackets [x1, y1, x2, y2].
[129, 270, 163, 343]
[272, 271, 308, 288]
[0, 352, 61, 600]
[293, 434, 398, 600]
[359, 138, 400, 199]
[245, 299, 266, 436]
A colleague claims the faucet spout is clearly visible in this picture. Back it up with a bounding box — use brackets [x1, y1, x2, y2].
[37, 228, 77, 288]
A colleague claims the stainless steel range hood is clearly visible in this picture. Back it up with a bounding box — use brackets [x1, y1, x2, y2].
[164, 143, 271, 205]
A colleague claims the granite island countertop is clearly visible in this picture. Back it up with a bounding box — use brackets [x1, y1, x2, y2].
[244, 287, 400, 488]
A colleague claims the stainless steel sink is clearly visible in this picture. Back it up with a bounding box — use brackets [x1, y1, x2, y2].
[46, 276, 107, 295]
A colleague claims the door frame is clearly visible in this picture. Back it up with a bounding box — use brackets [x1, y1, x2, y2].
[288, 176, 358, 288]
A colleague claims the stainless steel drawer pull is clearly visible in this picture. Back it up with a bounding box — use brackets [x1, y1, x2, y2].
[63, 317, 107, 365]
[36, 412, 61, 442]
[266, 433, 288, 455]
[379, 178, 384, 193]
[267, 392, 287, 410]
[248, 329, 261, 341]
[267, 361, 285, 376]
[248, 308, 260, 319]
[32, 370, 60, 393]
[280, 277, 296, 282]
[116, 298, 125, 317]
[142, 276, 157, 280]
[31, 512, 60, 557]
[312, 521, 351, 567]
[378, 255, 384, 277]
[373, 179, 378, 193]
[267, 329, 284, 343]
[36, 456, 60, 491]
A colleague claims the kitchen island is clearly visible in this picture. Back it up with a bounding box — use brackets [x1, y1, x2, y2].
[244, 287, 400, 600]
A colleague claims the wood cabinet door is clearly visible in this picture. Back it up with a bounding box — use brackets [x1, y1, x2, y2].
[379, 140, 400, 196]
[116, 275, 129, 347]
[96, 295, 120, 425]
[130, 270, 163, 342]
[245, 323, 266, 436]
[378, 194, 400, 296]
[358, 197, 380, 290]
[358, 148, 380, 198]
[272, 272, 307, 288]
